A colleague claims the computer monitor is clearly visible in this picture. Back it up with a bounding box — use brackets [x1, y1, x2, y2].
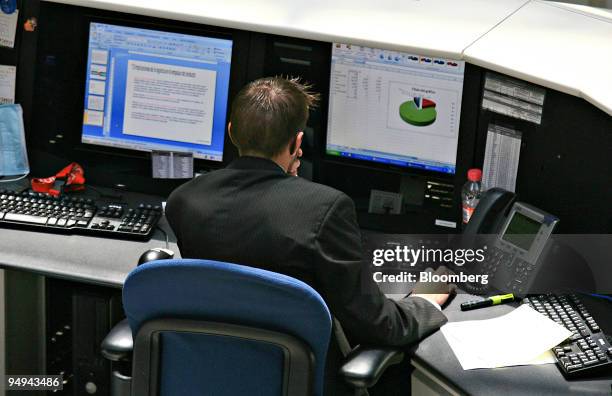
[81, 22, 233, 162]
[326, 43, 465, 174]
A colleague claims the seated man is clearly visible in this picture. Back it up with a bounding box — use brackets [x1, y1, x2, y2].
[166, 77, 452, 395]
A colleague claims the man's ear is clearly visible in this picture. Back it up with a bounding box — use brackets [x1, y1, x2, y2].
[289, 131, 304, 156]
[228, 122, 237, 146]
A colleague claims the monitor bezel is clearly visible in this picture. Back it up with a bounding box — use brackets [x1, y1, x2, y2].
[321, 43, 467, 179]
[75, 14, 237, 167]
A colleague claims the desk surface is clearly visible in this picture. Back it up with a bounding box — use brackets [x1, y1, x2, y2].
[0, 218, 179, 288]
[413, 293, 612, 395]
[1, 184, 610, 393]
[0, 184, 180, 288]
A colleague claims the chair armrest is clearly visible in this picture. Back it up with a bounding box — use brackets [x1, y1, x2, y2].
[101, 319, 133, 361]
[339, 346, 404, 389]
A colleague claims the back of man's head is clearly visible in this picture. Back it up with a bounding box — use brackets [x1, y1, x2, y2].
[229, 77, 318, 158]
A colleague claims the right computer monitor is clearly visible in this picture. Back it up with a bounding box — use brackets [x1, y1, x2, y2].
[326, 43, 465, 174]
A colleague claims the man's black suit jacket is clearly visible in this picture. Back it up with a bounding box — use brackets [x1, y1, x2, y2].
[166, 156, 446, 394]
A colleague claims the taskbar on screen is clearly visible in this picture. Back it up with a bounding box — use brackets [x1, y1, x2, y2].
[327, 149, 455, 174]
[81, 136, 223, 162]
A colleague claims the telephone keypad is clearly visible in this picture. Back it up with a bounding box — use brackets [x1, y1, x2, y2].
[487, 246, 536, 295]
[484, 246, 510, 275]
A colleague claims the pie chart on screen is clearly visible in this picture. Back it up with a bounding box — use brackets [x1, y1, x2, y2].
[399, 97, 437, 126]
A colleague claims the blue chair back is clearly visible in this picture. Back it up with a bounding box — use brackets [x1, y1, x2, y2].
[122, 259, 332, 396]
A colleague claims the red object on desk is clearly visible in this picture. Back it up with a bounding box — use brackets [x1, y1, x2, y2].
[31, 162, 86, 197]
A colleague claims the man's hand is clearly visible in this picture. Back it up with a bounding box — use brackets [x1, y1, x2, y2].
[287, 148, 303, 177]
[412, 266, 456, 307]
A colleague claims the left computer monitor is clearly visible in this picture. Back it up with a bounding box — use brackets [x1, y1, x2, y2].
[81, 22, 233, 162]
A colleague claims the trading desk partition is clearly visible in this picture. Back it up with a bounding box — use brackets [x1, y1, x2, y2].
[19, 1, 611, 234]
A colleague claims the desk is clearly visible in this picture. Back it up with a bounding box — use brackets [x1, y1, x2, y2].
[0, 184, 181, 394]
[0, 185, 181, 288]
[412, 293, 612, 395]
[1, 186, 610, 394]
[0, 217, 179, 288]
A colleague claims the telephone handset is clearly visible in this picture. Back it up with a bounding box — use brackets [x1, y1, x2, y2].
[460, 188, 560, 296]
[462, 187, 517, 236]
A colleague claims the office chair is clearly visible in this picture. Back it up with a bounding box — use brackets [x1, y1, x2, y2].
[102, 259, 404, 396]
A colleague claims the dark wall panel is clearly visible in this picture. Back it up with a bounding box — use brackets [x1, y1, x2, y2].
[474, 84, 612, 233]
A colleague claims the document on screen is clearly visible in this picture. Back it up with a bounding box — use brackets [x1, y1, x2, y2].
[123, 60, 217, 145]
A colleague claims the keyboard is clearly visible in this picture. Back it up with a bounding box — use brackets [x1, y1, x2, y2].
[523, 294, 612, 378]
[0, 189, 162, 240]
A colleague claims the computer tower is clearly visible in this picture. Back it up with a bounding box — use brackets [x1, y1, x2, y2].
[46, 279, 123, 395]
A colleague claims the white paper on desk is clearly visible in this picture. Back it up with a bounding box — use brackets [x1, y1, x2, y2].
[0, 9, 18, 48]
[443, 330, 556, 370]
[0, 65, 16, 104]
[441, 305, 571, 370]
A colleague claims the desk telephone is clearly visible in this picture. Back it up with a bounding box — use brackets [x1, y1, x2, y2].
[462, 188, 596, 295]
[464, 189, 612, 378]
[365, 188, 593, 295]
[462, 188, 562, 295]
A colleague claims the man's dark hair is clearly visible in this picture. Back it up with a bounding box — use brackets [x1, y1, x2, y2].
[229, 77, 319, 157]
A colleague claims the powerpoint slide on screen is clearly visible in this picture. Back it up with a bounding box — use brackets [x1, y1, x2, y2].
[122, 60, 217, 146]
[80, 22, 232, 161]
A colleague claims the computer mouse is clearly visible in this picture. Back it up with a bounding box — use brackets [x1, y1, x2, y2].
[138, 248, 175, 266]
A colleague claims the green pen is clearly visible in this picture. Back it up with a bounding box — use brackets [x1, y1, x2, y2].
[460, 293, 516, 311]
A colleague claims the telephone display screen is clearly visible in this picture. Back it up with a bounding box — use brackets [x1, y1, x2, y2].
[502, 212, 542, 251]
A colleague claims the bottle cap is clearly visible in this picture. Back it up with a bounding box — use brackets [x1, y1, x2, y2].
[467, 168, 482, 182]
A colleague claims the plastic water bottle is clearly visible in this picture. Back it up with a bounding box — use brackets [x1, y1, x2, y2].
[462, 168, 482, 224]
